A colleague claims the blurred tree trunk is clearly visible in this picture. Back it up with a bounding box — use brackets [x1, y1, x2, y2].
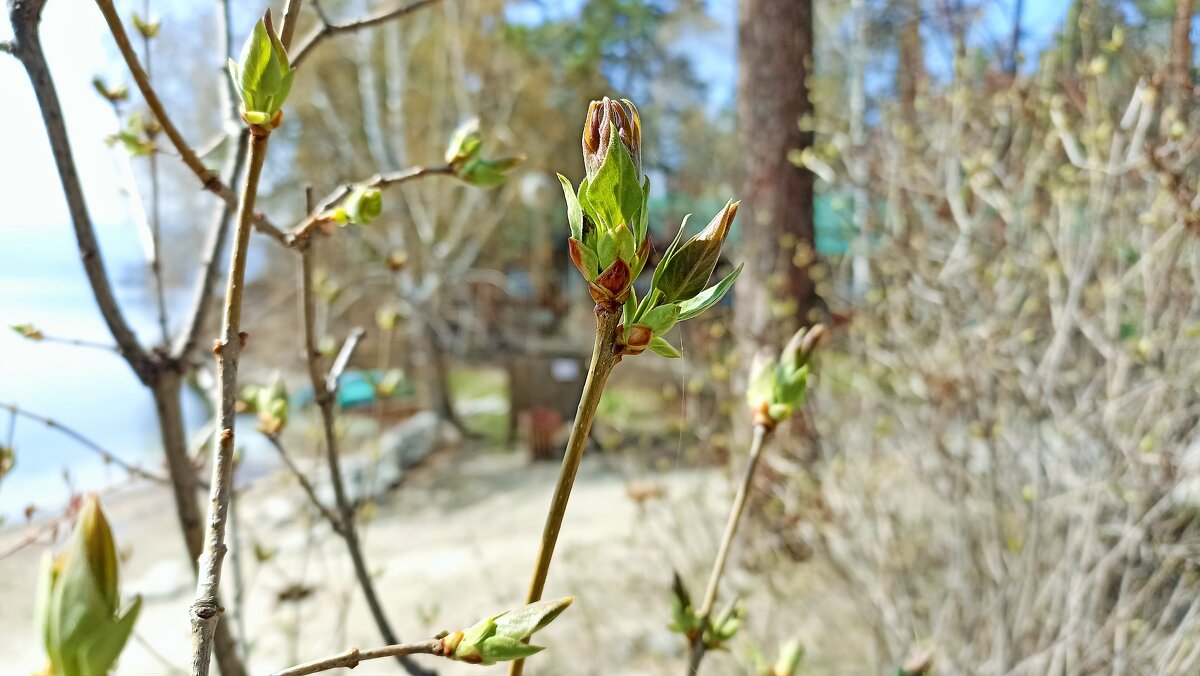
[734, 0, 818, 353]
[1169, 0, 1194, 115]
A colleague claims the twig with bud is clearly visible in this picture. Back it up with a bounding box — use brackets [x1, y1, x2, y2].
[190, 10, 298, 675]
[682, 325, 825, 674]
[511, 97, 743, 676]
[271, 597, 573, 676]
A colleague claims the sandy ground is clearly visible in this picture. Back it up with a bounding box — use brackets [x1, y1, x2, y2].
[0, 445, 741, 675]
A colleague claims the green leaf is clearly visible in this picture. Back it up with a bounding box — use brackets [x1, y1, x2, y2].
[477, 636, 544, 664]
[558, 174, 583, 241]
[493, 597, 573, 640]
[597, 228, 619, 269]
[613, 223, 635, 264]
[78, 596, 141, 674]
[623, 289, 638, 328]
[640, 303, 680, 335]
[677, 263, 743, 321]
[636, 175, 650, 244]
[236, 18, 273, 110]
[647, 336, 681, 359]
[651, 214, 691, 293]
[586, 122, 641, 231]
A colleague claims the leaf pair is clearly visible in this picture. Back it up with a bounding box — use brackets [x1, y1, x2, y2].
[228, 11, 294, 130]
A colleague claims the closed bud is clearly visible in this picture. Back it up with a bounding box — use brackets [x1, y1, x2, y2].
[339, 187, 383, 225]
[771, 639, 805, 676]
[588, 257, 632, 310]
[91, 77, 129, 104]
[583, 97, 641, 181]
[255, 377, 288, 437]
[37, 495, 141, 676]
[11, 323, 44, 341]
[131, 13, 160, 38]
[228, 10, 294, 132]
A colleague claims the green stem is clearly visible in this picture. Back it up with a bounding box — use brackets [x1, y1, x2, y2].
[189, 130, 270, 676]
[508, 307, 621, 676]
[686, 423, 772, 674]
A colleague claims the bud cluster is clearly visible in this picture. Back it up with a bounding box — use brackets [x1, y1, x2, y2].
[746, 325, 826, 428]
[562, 97, 741, 357]
[668, 573, 744, 652]
[444, 118, 525, 188]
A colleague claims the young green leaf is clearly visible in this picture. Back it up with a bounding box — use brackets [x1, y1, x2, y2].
[647, 336, 681, 359]
[677, 263, 743, 321]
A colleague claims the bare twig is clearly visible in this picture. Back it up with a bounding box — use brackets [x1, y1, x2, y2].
[298, 240, 435, 676]
[687, 424, 772, 674]
[508, 307, 622, 676]
[271, 639, 443, 676]
[326, 327, 365, 393]
[290, 0, 441, 68]
[0, 402, 171, 485]
[8, 0, 154, 382]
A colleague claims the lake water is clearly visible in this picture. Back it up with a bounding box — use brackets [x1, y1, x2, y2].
[0, 220, 210, 519]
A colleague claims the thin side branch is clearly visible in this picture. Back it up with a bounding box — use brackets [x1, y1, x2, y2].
[0, 402, 170, 485]
[290, 0, 442, 68]
[289, 166, 455, 243]
[686, 423, 772, 674]
[271, 639, 444, 676]
[299, 245, 434, 676]
[264, 434, 344, 534]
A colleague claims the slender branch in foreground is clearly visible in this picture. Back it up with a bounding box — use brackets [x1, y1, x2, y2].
[8, 0, 155, 382]
[188, 122, 271, 676]
[508, 307, 622, 676]
[289, 166, 454, 244]
[686, 423, 772, 674]
[290, 0, 441, 68]
[299, 243, 434, 676]
[263, 434, 343, 534]
[272, 640, 443, 676]
[0, 402, 170, 485]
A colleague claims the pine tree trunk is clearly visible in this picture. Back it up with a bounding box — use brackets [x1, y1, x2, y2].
[734, 0, 818, 353]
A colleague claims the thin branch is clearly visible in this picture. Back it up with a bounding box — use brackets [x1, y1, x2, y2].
[0, 402, 171, 485]
[8, 0, 155, 382]
[271, 639, 443, 676]
[687, 423, 772, 674]
[189, 125, 275, 676]
[299, 238, 434, 676]
[508, 307, 622, 676]
[20, 333, 119, 352]
[290, 0, 442, 68]
[289, 165, 455, 244]
[264, 434, 344, 534]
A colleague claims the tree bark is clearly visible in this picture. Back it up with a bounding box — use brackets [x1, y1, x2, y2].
[734, 0, 818, 351]
[1169, 0, 1194, 116]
